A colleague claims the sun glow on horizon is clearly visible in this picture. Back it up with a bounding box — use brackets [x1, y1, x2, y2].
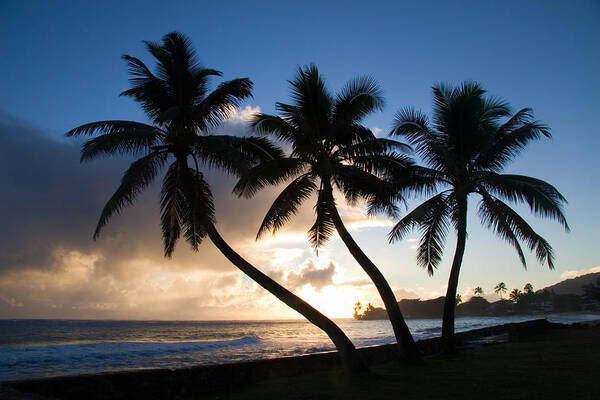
[297, 285, 355, 319]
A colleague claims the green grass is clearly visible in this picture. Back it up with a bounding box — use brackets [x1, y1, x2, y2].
[212, 327, 599, 400]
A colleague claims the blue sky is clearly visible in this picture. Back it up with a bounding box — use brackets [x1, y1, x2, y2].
[1, 1, 599, 319]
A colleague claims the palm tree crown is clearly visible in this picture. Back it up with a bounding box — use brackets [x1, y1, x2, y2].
[494, 282, 508, 299]
[389, 81, 569, 273]
[67, 32, 271, 256]
[236, 64, 409, 247]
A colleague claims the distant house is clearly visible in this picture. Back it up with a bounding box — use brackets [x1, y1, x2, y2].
[489, 299, 516, 315]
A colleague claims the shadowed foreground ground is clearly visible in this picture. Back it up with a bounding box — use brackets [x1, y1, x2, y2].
[219, 325, 599, 400]
[3, 322, 598, 399]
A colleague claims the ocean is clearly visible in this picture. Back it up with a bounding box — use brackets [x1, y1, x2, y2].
[1, 314, 598, 382]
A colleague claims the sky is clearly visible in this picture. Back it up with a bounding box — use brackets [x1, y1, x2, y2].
[1, 0, 599, 320]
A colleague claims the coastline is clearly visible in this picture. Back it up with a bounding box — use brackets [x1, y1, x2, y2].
[4, 318, 595, 400]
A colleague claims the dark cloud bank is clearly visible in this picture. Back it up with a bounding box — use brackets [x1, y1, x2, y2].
[0, 109, 305, 318]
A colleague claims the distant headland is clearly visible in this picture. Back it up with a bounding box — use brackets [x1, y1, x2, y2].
[354, 272, 600, 320]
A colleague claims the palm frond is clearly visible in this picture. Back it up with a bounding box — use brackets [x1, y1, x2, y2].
[194, 135, 253, 176]
[160, 161, 186, 257]
[94, 152, 165, 239]
[387, 165, 447, 199]
[350, 152, 413, 178]
[480, 96, 511, 122]
[66, 121, 164, 161]
[335, 138, 411, 160]
[390, 107, 447, 171]
[251, 113, 298, 143]
[146, 32, 200, 84]
[289, 64, 333, 138]
[416, 194, 452, 275]
[119, 55, 171, 123]
[477, 190, 527, 267]
[192, 68, 223, 99]
[388, 192, 449, 243]
[330, 124, 377, 149]
[236, 136, 286, 162]
[477, 172, 569, 231]
[256, 174, 316, 239]
[474, 109, 551, 170]
[333, 76, 385, 125]
[179, 166, 215, 251]
[195, 78, 253, 128]
[196, 136, 284, 175]
[333, 163, 399, 214]
[477, 189, 555, 269]
[308, 188, 336, 249]
[233, 158, 306, 198]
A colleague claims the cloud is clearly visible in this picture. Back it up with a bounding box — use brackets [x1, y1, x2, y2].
[221, 105, 261, 125]
[267, 258, 372, 292]
[269, 259, 335, 291]
[560, 265, 600, 280]
[393, 288, 420, 300]
[0, 108, 319, 319]
[336, 204, 394, 232]
[287, 260, 336, 291]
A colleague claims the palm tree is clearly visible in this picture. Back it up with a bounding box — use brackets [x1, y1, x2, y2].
[494, 282, 508, 299]
[235, 64, 421, 362]
[473, 286, 484, 296]
[388, 81, 569, 352]
[523, 283, 534, 296]
[66, 33, 366, 372]
[509, 288, 522, 303]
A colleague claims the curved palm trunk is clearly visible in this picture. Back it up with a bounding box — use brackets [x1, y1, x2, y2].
[441, 195, 468, 353]
[327, 203, 421, 363]
[205, 223, 368, 373]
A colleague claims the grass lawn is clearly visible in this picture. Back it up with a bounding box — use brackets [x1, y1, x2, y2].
[214, 326, 599, 400]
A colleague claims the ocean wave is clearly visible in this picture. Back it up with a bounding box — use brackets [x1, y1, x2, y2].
[355, 335, 396, 347]
[0, 335, 260, 367]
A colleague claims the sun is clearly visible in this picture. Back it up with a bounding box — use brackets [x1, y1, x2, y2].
[298, 285, 354, 319]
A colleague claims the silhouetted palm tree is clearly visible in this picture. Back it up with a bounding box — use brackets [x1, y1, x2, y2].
[389, 81, 569, 351]
[494, 282, 507, 299]
[473, 286, 484, 296]
[523, 283, 534, 295]
[66, 33, 366, 372]
[235, 64, 421, 362]
[509, 288, 522, 303]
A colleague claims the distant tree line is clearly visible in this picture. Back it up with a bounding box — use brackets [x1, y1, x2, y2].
[355, 280, 600, 320]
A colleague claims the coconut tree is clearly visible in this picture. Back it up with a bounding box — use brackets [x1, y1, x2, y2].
[388, 81, 569, 352]
[234, 64, 421, 361]
[523, 283, 534, 296]
[494, 282, 508, 299]
[473, 286, 484, 297]
[66, 33, 366, 372]
[509, 288, 522, 303]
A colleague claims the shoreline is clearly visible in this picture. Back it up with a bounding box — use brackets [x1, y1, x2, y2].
[4, 318, 595, 399]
